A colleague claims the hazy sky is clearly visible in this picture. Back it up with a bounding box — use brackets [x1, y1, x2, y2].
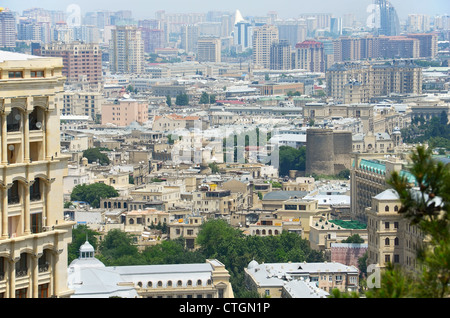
[2, 0, 449, 20]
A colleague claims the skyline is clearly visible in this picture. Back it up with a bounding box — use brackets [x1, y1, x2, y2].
[2, 0, 449, 20]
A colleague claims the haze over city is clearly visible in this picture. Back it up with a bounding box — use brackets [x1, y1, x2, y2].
[2, 0, 449, 20]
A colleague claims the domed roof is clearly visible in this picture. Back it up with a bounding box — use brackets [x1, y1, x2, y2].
[79, 240, 95, 253]
[248, 260, 259, 269]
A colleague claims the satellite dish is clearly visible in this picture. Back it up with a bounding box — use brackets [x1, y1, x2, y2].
[36, 122, 42, 129]
[8, 145, 15, 151]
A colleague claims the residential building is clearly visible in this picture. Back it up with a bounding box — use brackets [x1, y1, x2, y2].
[0, 10, 16, 48]
[294, 40, 325, 73]
[245, 260, 359, 297]
[366, 189, 425, 272]
[109, 25, 145, 74]
[269, 40, 291, 70]
[252, 24, 279, 69]
[101, 98, 149, 127]
[0, 51, 74, 298]
[40, 42, 102, 85]
[197, 37, 221, 63]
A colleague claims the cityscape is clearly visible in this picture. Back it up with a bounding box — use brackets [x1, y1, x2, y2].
[0, 0, 449, 303]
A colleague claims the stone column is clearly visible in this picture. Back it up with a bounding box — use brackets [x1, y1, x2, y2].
[0, 183, 11, 239]
[23, 109, 30, 164]
[1, 110, 8, 165]
[23, 180, 33, 235]
[31, 252, 41, 298]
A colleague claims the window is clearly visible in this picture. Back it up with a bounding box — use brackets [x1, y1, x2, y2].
[385, 222, 389, 229]
[9, 71, 23, 78]
[31, 71, 44, 78]
[394, 254, 400, 263]
[385, 238, 390, 246]
[385, 254, 391, 263]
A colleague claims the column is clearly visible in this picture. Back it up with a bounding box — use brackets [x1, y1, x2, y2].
[1, 183, 11, 239]
[31, 252, 40, 298]
[23, 181, 32, 235]
[1, 110, 8, 165]
[23, 109, 30, 164]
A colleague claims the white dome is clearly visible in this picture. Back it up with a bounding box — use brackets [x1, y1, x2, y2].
[248, 260, 259, 269]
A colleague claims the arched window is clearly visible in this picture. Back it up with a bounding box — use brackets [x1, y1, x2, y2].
[394, 237, 399, 246]
[385, 205, 390, 212]
[197, 279, 202, 286]
[137, 281, 143, 288]
[147, 281, 153, 288]
[7, 108, 22, 132]
[394, 205, 399, 212]
[385, 238, 390, 246]
[167, 280, 172, 287]
[187, 280, 192, 286]
[157, 281, 163, 287]
[177, 280, 182, 287]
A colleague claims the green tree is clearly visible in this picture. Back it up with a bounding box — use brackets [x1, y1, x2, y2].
[82, 148, 110, 165]
[388, 145, 450, 298]
[70, 183, 119, 208]
[341, 234, 364, 243]
[97, 229, 144, 266]
[175, 93, 189, 106]
[278, 146, 306, 176]
[199, 92, 210, 104]
[166, 95, 172, 107]
[209, 94, 216, 104]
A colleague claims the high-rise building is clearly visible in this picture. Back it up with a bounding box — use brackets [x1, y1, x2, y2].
[374, 0, 400, 36]
[294, 40, 325, 73]
[180, 25, 199, 54]
[197, 37, 221, 63]
[0, 10, 16, 48]
[275, 21, 307, 48]
[234, 21, 253, 52]
[407, 33, 438, 58]
[0, 50, 74, 298]
[140, 28, 165, 54]
[40, 42, 102, 84]
[252, 24, 278, 69]
[109, 25, 144, 74]
[269, 40, 291, 70]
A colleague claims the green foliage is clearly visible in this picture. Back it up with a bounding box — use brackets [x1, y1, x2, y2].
[70, 183, 119, 208]
[278, 145, 306, 176]
[402, 112, 450, 150]
[97, 229, 144, 266]
[341, 234, 365, 243]
[166, 95, 172, 107]
[199, 92, 210, 104]
[82, 148, 110, 165]
[208, 162, 220, 174]
[175, 93, 189, 106]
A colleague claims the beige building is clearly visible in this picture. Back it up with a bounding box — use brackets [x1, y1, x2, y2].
[366, 189, 424, 272]
[110, 25, 145, 74]
[252, 24, 279, 69]
[0, 51, 74, 298]
[197, 37, 221, 63]
[168, 215, 204, 249]
[101, 98, 149, 127]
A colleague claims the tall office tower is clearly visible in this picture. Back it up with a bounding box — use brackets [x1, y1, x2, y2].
[40, 42, 102, 85]
[180, 25, 199, 54]
[0, 51, 74, 298]
[276, 22, 307, 48]
[374, 0, 400, 36]
[294, 40, 325, 73]
[0, 10, 17, 48]
[252, 24, 279, 69]
[197, 37, 221, 62]
[269, 40, 291, 70]
[234, 21, 253, 52]
[109, 25, 144, 74]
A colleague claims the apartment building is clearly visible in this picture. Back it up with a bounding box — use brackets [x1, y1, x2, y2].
[245, 260, 359, 297]
[62, 90, 103, 118]
[350, 153, 416, 223]
[294, 40, 325, 73]
[0, 10, 16, 48]
[366, 189, 425, 272]
[0, 51, 74, 298]
[40, 42, 102, 84]
[197, 37, 221, 63]
[101, 98, 149, 127]
[252, 24, 279, 69]
[325, 60, 422, 103]
[269, 40, 291, 70]
[109, 25, 145, 74]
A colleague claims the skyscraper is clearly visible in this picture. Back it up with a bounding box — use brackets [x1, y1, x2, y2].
[374, 0, 400, 36]
[109, 25, 144, 74]
[252, 24, 279, 69]
[270, 40, 291, 70]
[294, 40, 325, 73]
